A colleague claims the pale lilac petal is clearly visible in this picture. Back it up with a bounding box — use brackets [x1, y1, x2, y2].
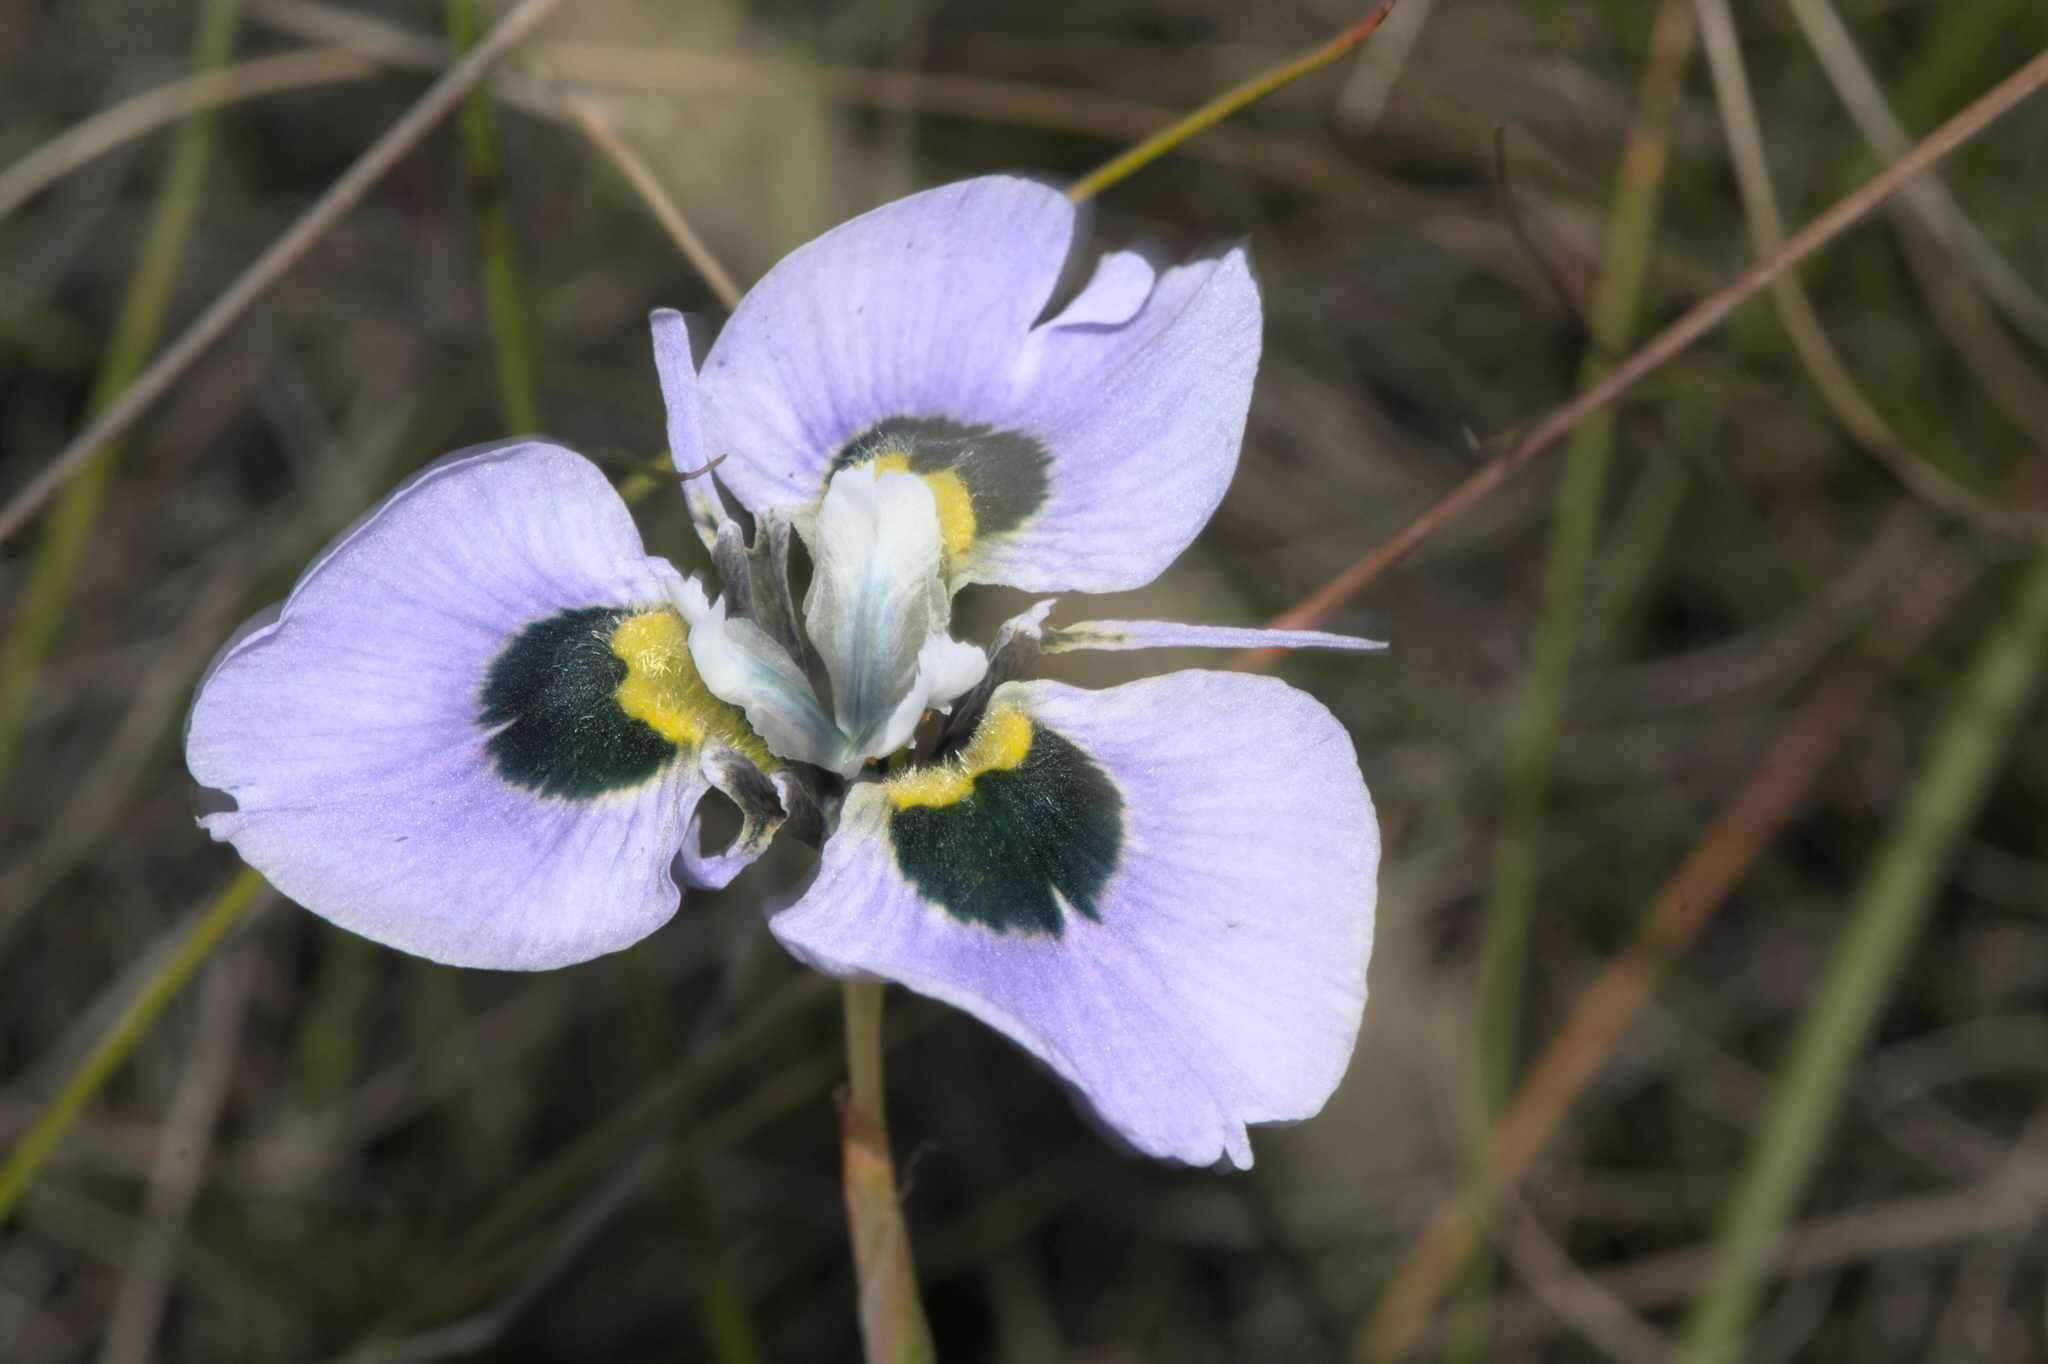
[650, 308, 711, 476]
[1035, 249, 1156, 331]
[700, 176, 1075, 513]
[679, 821, 755, 892]
[1043, 619, 1384, 654]
[693, 177, 1261, 597]
[683, 473, 729, 554]
[770, 671, 1377, 1167]
[187, 441, 737, 970]
[973, 250, 1261, 593]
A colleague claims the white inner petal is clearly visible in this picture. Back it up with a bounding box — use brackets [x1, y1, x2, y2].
[691, 464, 986, 777]
[866, 633, 991, 766]
[686, 604, 851, 773]
[807, 466, 960, 756]
[915, 633, 991, 713]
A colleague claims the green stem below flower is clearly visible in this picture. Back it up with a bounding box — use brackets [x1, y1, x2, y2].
[841, 980, 937, 1364]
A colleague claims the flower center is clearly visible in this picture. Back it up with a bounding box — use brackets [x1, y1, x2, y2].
[692, 463, 990, 777]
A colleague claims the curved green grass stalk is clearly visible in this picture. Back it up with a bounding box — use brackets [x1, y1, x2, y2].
[1585, 447, 1695, 654]
[1459, 2, 1695, 1352]
[1678, 545, 2048, 1362]
[0, 868, 270, 1227]
[1478, 0, 1696, 1107]
[1779, 0, 2048, 351]
[0, 0, 243, 785]
[446, 0, 540, 432]
[1065, 3, 1399, 203]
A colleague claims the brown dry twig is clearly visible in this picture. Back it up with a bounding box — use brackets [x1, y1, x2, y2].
[1241, 47, 2048, 664]
[0, 0, 572, 546]
[1352, 507, 1979, 1359]
[1690, 0, 2048, 541]
[1466, 1147, 2048, 1352]
[550, 91, 745, 312]
[0, 47, 380, 224]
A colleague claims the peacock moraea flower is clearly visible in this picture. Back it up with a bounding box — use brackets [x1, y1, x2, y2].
[186, 175, 1381, 1167]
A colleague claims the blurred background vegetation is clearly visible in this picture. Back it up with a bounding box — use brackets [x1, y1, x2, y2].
[4, 1, 2048, 1360]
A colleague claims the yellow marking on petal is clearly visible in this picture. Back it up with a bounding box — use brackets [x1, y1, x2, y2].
[885, 706, 1033, 810]
[869, 451, 977, 568]
[610, 609, 777, 770]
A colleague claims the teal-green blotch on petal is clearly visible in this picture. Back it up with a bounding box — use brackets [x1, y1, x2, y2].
[480, 606, 677, 799]
[883, 709, 1123, 936]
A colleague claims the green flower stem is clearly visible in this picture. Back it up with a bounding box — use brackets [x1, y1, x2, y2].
[1064, 2, 1398, 203]
[841, 980, 937, 1364]
[446, 0, 540, 432]
[0, 0, 242, 785]
[1678, 545, 2048, 1362]
[0, 868, 269, 1227]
